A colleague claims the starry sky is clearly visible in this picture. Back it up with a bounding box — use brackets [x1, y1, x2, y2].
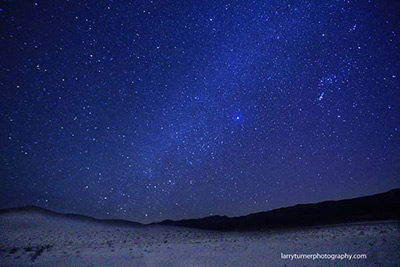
[1, 0, 399, 223]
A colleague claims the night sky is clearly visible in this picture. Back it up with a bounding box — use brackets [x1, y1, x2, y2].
[1, 0, 399, 223]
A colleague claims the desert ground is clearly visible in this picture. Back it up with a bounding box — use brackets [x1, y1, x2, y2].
[0, 210, 399, 266]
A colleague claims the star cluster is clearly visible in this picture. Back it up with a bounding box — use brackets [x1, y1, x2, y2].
[1, 0, 399, 223]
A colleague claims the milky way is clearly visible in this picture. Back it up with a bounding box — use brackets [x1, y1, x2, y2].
[1, 0, 399, 223]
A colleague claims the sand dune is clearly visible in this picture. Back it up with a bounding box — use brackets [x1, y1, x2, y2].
[1, 209, 399, 266]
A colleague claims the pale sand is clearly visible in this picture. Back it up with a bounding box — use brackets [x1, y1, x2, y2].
[1, 211, 399, 266]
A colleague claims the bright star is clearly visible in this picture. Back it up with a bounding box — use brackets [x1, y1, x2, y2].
[234, 113, 243, 122]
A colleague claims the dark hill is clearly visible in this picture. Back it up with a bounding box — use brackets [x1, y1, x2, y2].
[2, 188, 399, 230]
[158, 188, 400, 230]
[0, 205, 143, 227]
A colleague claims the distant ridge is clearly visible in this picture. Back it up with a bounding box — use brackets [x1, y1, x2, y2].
[1, 188, 399, 230]
[158, 188, 400, 230]
[0, 205, 143, 227]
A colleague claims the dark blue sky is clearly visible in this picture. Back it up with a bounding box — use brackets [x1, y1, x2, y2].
[1, 0, 399, 223]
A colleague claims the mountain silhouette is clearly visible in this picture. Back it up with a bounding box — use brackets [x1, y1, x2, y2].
[1, 188, 399, 230]
[158, 188, 400, 230]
